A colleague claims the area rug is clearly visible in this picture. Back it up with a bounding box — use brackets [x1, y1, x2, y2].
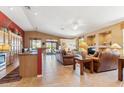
[0, 67, 22, 84]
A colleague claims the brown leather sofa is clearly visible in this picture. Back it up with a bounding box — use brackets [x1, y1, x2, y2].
[56, 50, 74, 65]
[85, 49, 119, 72]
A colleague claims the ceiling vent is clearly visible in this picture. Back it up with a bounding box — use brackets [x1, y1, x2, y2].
[24, 6, 31, 10]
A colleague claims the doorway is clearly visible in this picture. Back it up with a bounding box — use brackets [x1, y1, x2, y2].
[46, 40, 58, 55]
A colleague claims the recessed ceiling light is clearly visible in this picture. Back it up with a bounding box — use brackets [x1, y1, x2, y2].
[73, 24, 79, 30]
[34, 12, 38, 16]
[9, 7, 14, 11]
[60, 25, 65, 30]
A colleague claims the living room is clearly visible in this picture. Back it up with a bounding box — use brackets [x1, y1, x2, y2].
[1, 2, 124, 92]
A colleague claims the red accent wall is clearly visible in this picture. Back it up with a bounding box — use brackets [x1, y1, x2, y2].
[0, 11, 24, 37]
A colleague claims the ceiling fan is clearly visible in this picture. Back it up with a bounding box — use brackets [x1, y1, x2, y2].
[60, 19, 86, 31]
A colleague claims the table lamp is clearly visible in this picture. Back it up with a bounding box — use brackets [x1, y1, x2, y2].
[79, 41, 88, 51]
[110, 43, 121, 55]
[110, 43, 121, 49]
[79, 41, 88, 59]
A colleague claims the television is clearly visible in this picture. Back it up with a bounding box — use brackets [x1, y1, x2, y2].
[88, 47, 96, 55]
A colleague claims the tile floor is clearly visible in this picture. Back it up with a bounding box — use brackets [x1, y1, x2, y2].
[0, 58, 19, 79]
[0, 55, 124, 87]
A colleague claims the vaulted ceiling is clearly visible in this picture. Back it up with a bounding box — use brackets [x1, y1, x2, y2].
[1, 6, 124, 38]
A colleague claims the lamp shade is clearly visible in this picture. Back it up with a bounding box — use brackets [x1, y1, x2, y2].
[110, 43, 121, 49]
[79, 42, 88, 50]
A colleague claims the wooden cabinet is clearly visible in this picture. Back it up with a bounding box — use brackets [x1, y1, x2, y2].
[98, 31, 112, 46]
[0, 30, 23, 65]
[19, 53, 38, 77]
[0, 30, 4, 44]
[86, 35, 96, 46]
[84, 31, 113, 51]
[0, 30, 9, 44]
[4, 32, 9, 44]
[9, 31, 22, 54]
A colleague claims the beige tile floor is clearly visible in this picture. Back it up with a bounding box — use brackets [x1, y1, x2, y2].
[0, 55, 124, 87]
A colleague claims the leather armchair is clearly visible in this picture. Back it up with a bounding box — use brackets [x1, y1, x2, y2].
[56, 50, 74, 65]
[93, 49, 119, 72]
[85, 49, 119, 72]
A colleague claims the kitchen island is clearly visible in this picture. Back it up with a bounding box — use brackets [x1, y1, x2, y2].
[19, 52, 38, 77]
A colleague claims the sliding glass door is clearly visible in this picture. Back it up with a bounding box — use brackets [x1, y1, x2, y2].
[46, 40, 57, 54]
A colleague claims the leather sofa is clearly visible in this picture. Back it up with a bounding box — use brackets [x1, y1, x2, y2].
[56, 50, 74, 65]
[85, 49, 119, 72]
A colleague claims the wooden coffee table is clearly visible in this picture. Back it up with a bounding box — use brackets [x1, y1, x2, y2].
[73, 56, 94, 75]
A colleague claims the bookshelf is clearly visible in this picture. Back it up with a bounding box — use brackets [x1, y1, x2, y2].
[86, 34, 96, 46]
[98, 31, 112, 46]
[85, 31, 112, 51]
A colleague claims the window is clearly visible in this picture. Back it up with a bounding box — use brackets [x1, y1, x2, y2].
[46, 39, 58, 54]
[60, 39, 76, 50]
[30, 39, 42, 49]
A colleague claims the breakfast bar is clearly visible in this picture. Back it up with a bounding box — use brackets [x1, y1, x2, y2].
[19, 52, 38, 77]
[19, 48, 42, 78]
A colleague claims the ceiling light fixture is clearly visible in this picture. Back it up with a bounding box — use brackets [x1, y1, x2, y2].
[60, 26, 65, 30]
[24, 6, 31, 10]
[72, 20, 86, 31]
[9, 7, 14, 11]
[73, 24, 79, 30]
[67, 19, 86, 31]
[34, 12, 38, 16]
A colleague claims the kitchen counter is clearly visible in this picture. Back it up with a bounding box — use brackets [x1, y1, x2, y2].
[19, 52, 38, 77]
[19, 52, 37, 55]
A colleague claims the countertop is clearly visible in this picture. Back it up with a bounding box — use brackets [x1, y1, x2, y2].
[19, 52, 37, 56]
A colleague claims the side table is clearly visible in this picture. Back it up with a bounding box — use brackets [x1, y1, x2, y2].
[73, 56, 94, 75]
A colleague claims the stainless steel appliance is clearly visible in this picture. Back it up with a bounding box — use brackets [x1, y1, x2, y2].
[0, 53, 6, 71]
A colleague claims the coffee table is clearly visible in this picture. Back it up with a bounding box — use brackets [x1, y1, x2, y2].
[73, 56, 94, 75]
